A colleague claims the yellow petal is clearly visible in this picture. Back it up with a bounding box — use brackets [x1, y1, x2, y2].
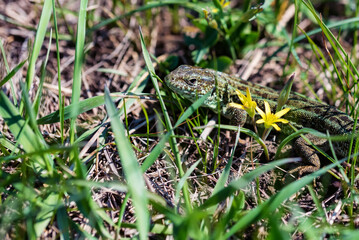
[228, 103, 244, 109]
[256, 106, 266, 119]
[275, 107, 291, 118]
[235, 89, 246, 102]
[246, 87, 252, 101]
[272, 123, 281, 131]
[212, 8, 219, 13]
[275, 119, 289, 124]
[256, 119, 265, 124]
[249, 100, 257, 108]
[223, 2, 230, 8]
[203, 9, 209, 19]
[264, 101, 271, 115]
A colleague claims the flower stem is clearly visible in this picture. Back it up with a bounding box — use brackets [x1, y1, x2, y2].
[251, 116, 258, 134]
[261, 127, 272, 140]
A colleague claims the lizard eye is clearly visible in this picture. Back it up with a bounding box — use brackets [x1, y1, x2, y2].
[185, 78, 197, 85]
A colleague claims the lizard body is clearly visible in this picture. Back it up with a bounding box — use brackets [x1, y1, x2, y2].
[165, 65, 356, 174]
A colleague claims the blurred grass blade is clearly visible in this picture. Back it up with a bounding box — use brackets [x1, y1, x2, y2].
[175, 159, 201, 205]
[199, 158, 293, 210]
[211, 125, 242, 202]
[19, 80, 48, 147]
[52, 0, 65, 143]
[224, 158, 346, 238]
[56, 206, 70, 240]
[37, 94, 119, 124]
[104, 88, 149, 240]
[89, 1, 203, 33]
[140, 90, 211, 172]
[96, 68, 127, 76]
[0, 40, 19, 105]
[69, 0, 88, 145]
[32, 62, 47, 117]
[301, 1, 359, 80]
[195, 124, 269, 160]
[139, 26, 193, 210]
[275, 127, 356, 160]
[26, 0, 52, 90]
[19, 80, 54, 174]
[0, 91, 52, 175]
[34, 192, 59, 238]
[33, 29, 52, 118]
[0, 59, 27, 88]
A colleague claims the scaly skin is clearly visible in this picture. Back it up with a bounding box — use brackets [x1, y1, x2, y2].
[165, 65, 356, 174]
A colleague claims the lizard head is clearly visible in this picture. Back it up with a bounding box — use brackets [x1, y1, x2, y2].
[165, 65, 217, 102]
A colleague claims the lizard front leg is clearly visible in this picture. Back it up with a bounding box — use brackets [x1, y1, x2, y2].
[224, 104, 248, 126]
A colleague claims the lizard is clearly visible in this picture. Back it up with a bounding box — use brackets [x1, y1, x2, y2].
[165, 65, 357, 175]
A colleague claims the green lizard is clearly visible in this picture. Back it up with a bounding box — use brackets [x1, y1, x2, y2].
[165, 65, 356, 175]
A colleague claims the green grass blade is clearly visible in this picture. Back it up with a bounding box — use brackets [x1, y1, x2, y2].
[140, 90, 211, 172]
[199, 158, 294, 210]
[0, 40, 18, 105]
[0, 39, 10, 72]
[51, 0, 65, 143]
[89, 1, 203, 33]
[211, 125, 242, 202]
[0, 91, 52, 175]
[195, 124, 269, 160]
[33, 30, 52, 118]
[69, 0, 88, 144]
[34, 192, 59, 238]
[37, 94, 119, 124]
[26, 0, 52, 90]
[275, 127, 356, 162]
[224, 158, 346, 238]
[0, 59, 27, 88]
[19, 80, 49, 150]
[174, 159, 201, 205]
[139, 27, 193, 211]
[104, 88, 149, 240]
[32, 62, 47, 118]
[56, 206, 70, 240]
[301, 1, 359, 81]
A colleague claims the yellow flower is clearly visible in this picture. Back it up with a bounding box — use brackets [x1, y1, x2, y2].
[212, 0, 231, 13]
[220, 0, 231, 8]
[203, 9, 218, 29]
[229, 87, 257, 118]
[203, 9, 211, 19]
[256, 101, 290, 131]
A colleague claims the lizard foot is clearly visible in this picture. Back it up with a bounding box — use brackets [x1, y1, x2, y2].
[287, 135, 326, 176]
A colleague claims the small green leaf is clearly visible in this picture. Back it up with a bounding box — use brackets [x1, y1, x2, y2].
[207, 56, 232, 71]
[34, 193, 59, 238]
[276, 73, 295, 112]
